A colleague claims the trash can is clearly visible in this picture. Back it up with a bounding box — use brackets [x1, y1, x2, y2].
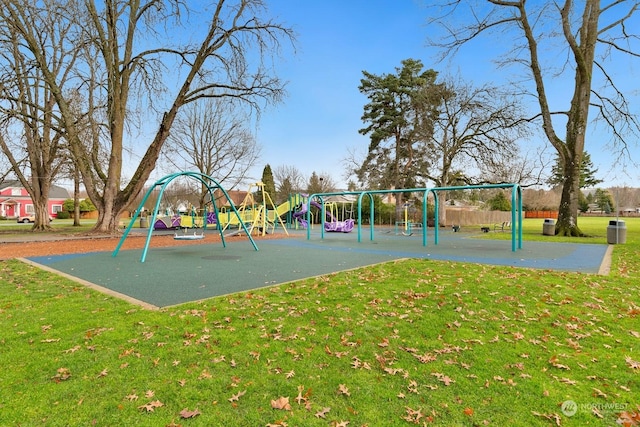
[607, 220, 626, 244]
[140, 217, 148, 228]
[542, 218, 555, 236]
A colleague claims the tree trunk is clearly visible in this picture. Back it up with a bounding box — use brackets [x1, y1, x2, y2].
[93, 200, 123, 234]
[32, 199, 52, 231]
[438, 190, 448, 226]
[555, 153, 583, 236]
[73, 168, 81, 226]
[556, 177, 583, 237]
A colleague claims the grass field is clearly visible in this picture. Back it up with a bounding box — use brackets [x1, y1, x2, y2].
[1, 217, 639, 426]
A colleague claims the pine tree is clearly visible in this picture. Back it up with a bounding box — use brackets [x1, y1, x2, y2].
[258, 164, 276, 203]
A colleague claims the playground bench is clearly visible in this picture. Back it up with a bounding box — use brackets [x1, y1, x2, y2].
[494, 221, 511, 232]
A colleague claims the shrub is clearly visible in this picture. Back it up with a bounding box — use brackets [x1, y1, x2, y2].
[56, 211, 71, 219]
[487, 192, 512, 211]
[63, 198, 97, 213]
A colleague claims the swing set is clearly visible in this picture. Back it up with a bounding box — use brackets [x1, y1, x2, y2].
[113, 172, 258, 262]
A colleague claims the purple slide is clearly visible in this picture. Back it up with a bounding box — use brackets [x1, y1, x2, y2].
[293, 201, 354, 233]
[153, 215, 181, 229]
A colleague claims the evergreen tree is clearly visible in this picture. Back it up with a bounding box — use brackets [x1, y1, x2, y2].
[594, 188, 615, 213]
[307, 172, 323, 195]
[548, 152, 603, 189]
[487, 192, 511, 211]
[357, 58, 441, 212]
[260, 164, 276, 203]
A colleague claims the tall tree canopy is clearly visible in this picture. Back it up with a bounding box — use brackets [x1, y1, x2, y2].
[0, 0, 293, 233]
[429, 0, 640, 236]
[357, 58, 441, 210]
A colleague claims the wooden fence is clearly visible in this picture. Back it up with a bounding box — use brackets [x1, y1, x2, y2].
[444, 209, 511, 227]
[524, 211, 558, 219]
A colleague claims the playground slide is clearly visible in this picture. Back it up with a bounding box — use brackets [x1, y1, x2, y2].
[153, 215, 181, 229]
[267, 200, 293, 222]
[217, 210, 256, 228]
[293, 200, 354, 233]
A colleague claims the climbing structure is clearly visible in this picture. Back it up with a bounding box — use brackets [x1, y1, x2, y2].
[218, 182, 291, 236]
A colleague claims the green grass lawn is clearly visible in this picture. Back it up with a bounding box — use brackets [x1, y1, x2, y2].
[0, 218, 98, 235]
[1, 217, 639, 426]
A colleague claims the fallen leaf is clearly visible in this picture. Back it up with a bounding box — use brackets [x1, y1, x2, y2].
[271, 396, 291, 411]
[228, 390, 246, 403]
[138, 400, 163, 412]
[625, 356, 640, 370]
[63, 345, 81, 354]
[531, 411, 561, 426]
[616, 408, 640, 426]
[338, 384, 351, 396]
[315, 407, 331, 418]
[592, 406, 603, 419]
[431, 372, 455, 386]
[179, 408, 201, 418]
[52, 367, 71, 382]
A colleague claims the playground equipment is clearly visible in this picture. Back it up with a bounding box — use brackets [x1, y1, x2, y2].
[217, 182, 291, 236]
[113, 172, 258, 262]
[293, 197, 355, 233]
[306, 184, 523, 252]
[153, 210, 217, 230]
[153, 215, 181, 229]
[173, 230, 205, 240]
[395, 202, 422, 236]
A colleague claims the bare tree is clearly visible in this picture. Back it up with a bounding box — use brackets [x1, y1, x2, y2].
[273, 165, 306, 200]
[421, 78, 530, 187]
[162, 98, 261, 207]
[307, 171, 336, 195]
[481, 146, 550, 187]
[1, 0, 293, 233]
[0, 5, 72, 230]
[429, 0, 640, 236]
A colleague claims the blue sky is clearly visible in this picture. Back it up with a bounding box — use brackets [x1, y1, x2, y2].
[246, 0, 640, 190]
[254, 0, 444, 188]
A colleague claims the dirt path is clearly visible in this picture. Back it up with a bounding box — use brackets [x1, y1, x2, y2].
[0, 232, 277, 260]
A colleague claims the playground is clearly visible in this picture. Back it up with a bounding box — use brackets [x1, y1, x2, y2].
[25, 224, 610, 308]
[18, 174, 613, 308]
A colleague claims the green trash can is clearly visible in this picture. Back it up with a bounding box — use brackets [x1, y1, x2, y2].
[542, 218, 555, 236]
[607, 220, 626, 244]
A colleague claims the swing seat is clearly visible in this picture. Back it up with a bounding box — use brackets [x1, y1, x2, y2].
[174, 232, 205, 240]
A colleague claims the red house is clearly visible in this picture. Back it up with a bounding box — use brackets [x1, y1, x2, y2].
[0, 180, 69, 221]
